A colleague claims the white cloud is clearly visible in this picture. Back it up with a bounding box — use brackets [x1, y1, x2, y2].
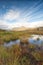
[0, 20, 10, 29]
[3, 10, 20, 21]
[0, 9, 43, 30]
[13, 21, 43, 28]
[0, 19, 43, 30]
[28, 21, 43, 28]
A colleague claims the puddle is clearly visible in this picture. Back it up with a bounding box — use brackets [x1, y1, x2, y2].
[3, 35, 43, 47]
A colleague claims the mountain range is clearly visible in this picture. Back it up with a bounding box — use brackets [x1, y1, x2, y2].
[12, 26, 29, 31]
[12, 26, 43, 31]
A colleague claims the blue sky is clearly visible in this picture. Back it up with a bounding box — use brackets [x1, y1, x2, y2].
[0, 0, 43, 30]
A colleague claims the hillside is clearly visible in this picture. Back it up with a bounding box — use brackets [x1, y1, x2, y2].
[12, 26, 43, 31]
[12, 26, 29, 31]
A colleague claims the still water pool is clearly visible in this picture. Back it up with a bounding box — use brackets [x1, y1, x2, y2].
[4, 35, 43, 47]
[28, 35, 43, 45]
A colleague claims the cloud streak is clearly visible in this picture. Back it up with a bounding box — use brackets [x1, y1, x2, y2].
[0, 0, 43, 30]
[0, 9, 43, 30]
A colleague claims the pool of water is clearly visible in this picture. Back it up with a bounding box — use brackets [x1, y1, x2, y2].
[28, 35, 43, 45]
[4, 35, 43, 47]
[4, 39, 20, 47]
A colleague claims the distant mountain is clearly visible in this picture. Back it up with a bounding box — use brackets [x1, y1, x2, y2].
[12, 26, 43, 31]
[12, 26, 29, 31]
[1, 26, 43, 31]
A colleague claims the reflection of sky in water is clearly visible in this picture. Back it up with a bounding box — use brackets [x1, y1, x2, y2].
[29, 35, 43, 45]
[29, 38, 43, 44]
[4, 40, 20, 47]
[4, 35, 43, 47]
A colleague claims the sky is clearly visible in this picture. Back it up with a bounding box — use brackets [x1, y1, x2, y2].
[0, 0, 43, 30]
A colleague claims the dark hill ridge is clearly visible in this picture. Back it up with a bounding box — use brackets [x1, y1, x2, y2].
[37, 27, 43, 31]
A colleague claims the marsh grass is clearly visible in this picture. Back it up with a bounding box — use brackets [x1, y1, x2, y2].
[0, 37, 43, 65]
[0, 30, 31, 44]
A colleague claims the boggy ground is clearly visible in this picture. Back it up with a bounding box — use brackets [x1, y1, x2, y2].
[0, 30, 43, 65]
[0, 38, 43, 65]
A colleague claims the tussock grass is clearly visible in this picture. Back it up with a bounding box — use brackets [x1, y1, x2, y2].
[0, 30, 31, 44]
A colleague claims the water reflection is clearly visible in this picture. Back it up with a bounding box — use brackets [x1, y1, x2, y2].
[4, 35, 43, 47]
[4, 40, 20, 47]
[29, 35, 43, 45]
